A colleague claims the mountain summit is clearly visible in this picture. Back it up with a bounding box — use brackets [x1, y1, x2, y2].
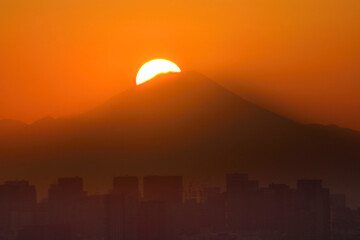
[86, 71, 297, 133]
[0, 72, 360, 206]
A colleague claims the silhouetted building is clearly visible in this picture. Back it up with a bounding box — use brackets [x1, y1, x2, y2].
[181, 198, 205, 235]
[139, 201, 170, 240]
[329, 194, 360, 240]
[112, 176, 139, 196]
[105, 176, 139, 240]
[82, 194, 105, 240]
[293, 180, 330, 240]
[0, 180, 36, 238]
[202, 187, 226, 232]
[260, 184, 293, 239]
[226, 174, 260, 234]
[0, 174, 348, 240]
[331, 194, 347, 210]
[48, 177, 86, 207]
[105, 195, 138, 240]
[17, 225, 72, 240]
[143, 176, 183, 204]
[141, 176, 183, 240]
[47, 177, 87, 239]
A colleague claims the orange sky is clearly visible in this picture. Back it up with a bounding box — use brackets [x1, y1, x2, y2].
[0, 0, 359, 130]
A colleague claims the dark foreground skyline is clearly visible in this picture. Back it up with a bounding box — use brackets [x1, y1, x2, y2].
[0, 173, 358, 240]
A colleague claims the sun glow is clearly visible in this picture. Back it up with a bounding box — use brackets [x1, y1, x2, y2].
[136, 59, 181, 85]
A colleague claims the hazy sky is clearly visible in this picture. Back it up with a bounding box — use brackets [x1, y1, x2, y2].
[1, 0, 359, 130]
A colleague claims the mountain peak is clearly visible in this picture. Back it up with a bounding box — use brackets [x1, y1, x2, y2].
[31, 116, 55, 126]
[0, 119, 27, 132]
[86, 71, 258, 122]
[0, 72, 360, 207]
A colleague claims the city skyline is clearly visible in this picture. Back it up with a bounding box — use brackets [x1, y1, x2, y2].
[1, 173, 356, 240]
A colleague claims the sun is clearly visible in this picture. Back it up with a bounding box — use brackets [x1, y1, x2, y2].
[136, 59, 181, 85]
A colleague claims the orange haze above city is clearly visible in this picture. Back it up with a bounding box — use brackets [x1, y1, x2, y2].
[0, 0, 359, 130]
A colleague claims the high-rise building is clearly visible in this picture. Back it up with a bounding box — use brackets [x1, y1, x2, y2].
[0, 180, 36, 237]
[331, 194, 346, 210]
[139, 201, 169, 240]
[226, 174, 258, 195]
[143, 176, 183, 204]
[225, 174, 260, 234]
[48, 177, 86, 207]
[141, 176, 183, 240]
[82, 194, 106, 240]
[105, 176, 139, 240]
[202, 187, 226, 232]
[112, 176, 139, 197]
[47, 177, 87, 237]
[17, 225, 72, 240]
[330, 194, 351, 238]
[260, 184, 293, 238]
[294, 180, 330, 240]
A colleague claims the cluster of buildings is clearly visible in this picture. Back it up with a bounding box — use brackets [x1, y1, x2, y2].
[0, 174, 359, 240]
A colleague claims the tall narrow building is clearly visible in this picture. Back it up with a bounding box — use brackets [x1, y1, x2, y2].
[105, 176, 139, 240]
[47, 177, 87, 237]
[140, 176, 183, 240]
[226, 173, 260, 234]
[293, 180, 331, 240]
[260, 184, 293, 238]
[0, 180, 36, 237]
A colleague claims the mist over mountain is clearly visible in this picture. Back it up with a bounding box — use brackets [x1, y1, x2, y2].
[1, 72, 360, 207]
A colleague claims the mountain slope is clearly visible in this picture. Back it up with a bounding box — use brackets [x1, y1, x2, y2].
[0, 72, 359, 206]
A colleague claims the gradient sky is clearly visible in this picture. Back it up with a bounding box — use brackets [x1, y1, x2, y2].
[1, 0, 359, 130]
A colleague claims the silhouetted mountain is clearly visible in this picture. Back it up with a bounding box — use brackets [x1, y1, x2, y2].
[0, 119, 27, 133]
[31, 116, 56, 127]
[0, 72, 360, 206]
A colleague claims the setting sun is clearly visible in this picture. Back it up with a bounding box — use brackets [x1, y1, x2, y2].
[136, 59, 181, 85]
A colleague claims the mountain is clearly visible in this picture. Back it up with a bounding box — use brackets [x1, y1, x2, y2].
[0, 71, 360, 206]
[0, 119, 27, 135]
